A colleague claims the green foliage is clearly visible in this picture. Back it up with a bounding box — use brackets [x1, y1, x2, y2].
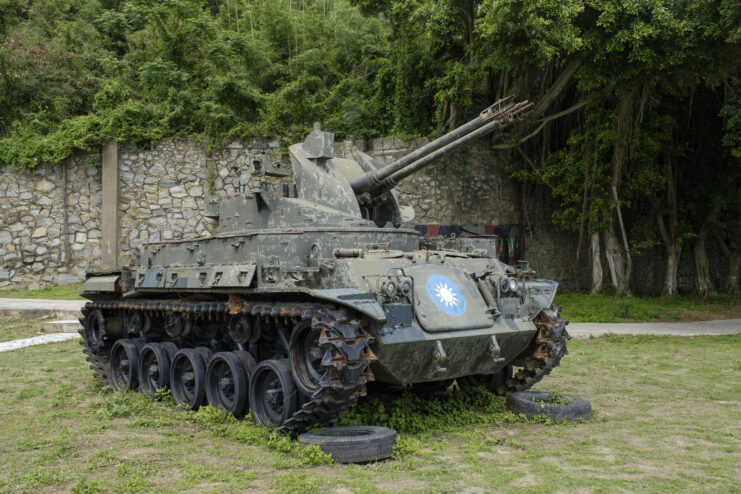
[71, 476, 103, 494]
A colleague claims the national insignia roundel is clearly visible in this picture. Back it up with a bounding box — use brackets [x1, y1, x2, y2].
[425, 274, 466, 316]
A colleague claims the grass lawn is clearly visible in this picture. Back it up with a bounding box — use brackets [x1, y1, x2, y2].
[0, 284, 83, 300]
[0, 317, 48, 342]
[555, 291, 741, 323]
[0, 323, 738, 494]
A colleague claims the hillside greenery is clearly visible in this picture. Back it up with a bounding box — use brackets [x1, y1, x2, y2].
[1, 0, 740, 295]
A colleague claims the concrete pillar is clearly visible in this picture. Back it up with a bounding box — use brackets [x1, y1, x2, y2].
[101, 141, 119, 271]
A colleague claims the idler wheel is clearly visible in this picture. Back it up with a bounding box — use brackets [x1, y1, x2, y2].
[170, 348, 208, 410]
[205, 352, 249, 418]
[85, 309, 106, 354]
[110, 339, 141, 391]
[138, 343, 174, 398]
[289, 320, 325, 396]
[250, 359, 297, 429]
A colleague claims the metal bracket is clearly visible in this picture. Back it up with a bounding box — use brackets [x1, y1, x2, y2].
[432, 340, 448, 374]
[488, 335, 506, 364]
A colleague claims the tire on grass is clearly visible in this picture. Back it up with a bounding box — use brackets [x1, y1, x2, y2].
[297, 426, 397, 463]
[506, 391, 591, 423]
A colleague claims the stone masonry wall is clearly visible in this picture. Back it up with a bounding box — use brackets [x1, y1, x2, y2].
[0, 156, 102, 289]
[118, 138, 283, 264]
[0, 138, 284, 289]
[1, 135, 590, 291]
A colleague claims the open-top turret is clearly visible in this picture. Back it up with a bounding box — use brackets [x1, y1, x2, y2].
[79, 99, 570, 432]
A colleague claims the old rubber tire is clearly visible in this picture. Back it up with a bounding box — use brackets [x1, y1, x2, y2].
[506, 391, 591, 423]
[298, 426, 397, 463]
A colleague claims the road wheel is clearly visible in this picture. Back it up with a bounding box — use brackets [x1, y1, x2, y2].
[110, 339, 140, 391]
[138, 343, 173, 398]
[205, 352, 249, 418]
[250, 359, 297, 428]
[171, 348, 208, 410]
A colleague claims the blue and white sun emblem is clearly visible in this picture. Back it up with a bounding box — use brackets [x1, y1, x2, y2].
[426, 274, 466, 316]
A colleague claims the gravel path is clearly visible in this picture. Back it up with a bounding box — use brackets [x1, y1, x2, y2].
[568, 319, 741, 337]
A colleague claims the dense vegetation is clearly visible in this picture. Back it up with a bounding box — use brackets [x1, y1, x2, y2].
[1, 0, 739, 295]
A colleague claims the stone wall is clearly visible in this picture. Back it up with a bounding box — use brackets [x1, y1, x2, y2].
[0, 138, 285, 289]
[117, 138, 283, 262]
[0, 156, 102, 289]
[1, 135, 588, 291]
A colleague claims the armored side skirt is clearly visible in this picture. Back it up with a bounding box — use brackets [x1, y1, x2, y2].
[370, 320, 537, 385]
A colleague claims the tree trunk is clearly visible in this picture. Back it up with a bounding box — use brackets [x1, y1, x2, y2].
[602, 87, 639, 296]
[656, 149, 682, 297]
[715, 198, 741, 294]
[727, 251, 741, 294]
[694, 237, 715, 297]
[603, 226, 631, 295]
[662, 240, 681, 296]
[693, 208, 718, 297]
[590, 232, 603, 294]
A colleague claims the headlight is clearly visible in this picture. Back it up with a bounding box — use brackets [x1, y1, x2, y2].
[383, 280, 397, 296]
[400, 280, 412, 296]
[500, 277, 518, 293]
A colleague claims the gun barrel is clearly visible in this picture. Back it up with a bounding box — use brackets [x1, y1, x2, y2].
[352, 100, 533, 197]
[350, 98, 517, 195]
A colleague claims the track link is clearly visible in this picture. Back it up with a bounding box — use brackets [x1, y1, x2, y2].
[79, 299, 374, 432]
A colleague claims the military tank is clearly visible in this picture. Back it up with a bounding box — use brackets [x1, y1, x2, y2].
[80, 99, 570, 432]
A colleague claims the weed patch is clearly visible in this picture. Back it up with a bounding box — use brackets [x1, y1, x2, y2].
[338, 386, 522, 434]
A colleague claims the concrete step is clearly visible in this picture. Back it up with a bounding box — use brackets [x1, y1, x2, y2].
[41, 319, 83, 334]
[0, 298, 83, 320]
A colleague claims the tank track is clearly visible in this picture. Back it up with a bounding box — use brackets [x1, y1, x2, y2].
[79, 299, 375, 432]
[503, 306, 570, 394]
[79, 306, 113, 388]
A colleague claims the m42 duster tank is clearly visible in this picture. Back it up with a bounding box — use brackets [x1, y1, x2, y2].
[80, 99, 570, 432]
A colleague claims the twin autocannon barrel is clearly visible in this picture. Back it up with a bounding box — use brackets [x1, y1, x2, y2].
[350, 98, 534, 199]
